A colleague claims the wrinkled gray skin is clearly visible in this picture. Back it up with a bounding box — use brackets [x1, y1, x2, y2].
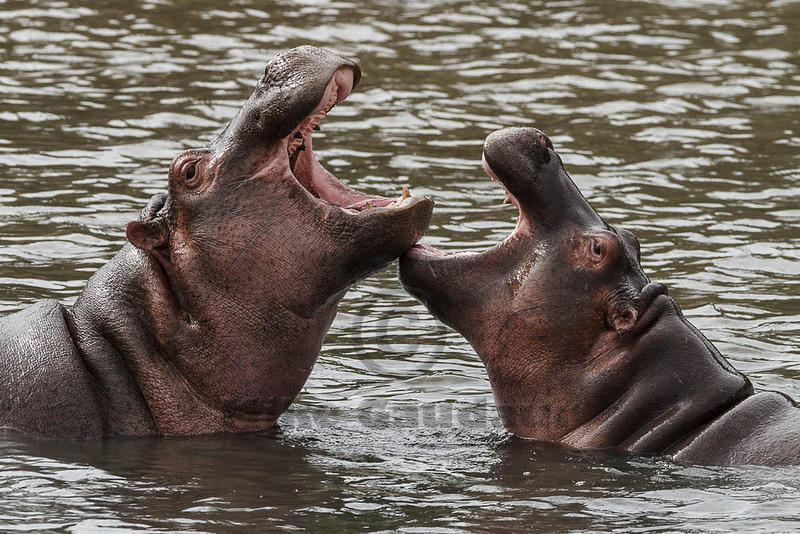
[400, 127, 799, 466]
[0, 46, 433, 439]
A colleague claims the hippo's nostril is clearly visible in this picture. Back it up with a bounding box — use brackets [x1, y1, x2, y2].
[258, 109, 269, 130]
[538, 136, 548, 151]
[535, 132, 554, 153]
[534, 135, 552, 164]
[263, 55, 282, 78]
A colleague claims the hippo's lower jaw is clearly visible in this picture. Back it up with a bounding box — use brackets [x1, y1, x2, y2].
[399, 139, 537, 336]
[278, 67, 421, 215]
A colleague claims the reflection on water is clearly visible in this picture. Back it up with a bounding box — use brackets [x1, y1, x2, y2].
[0, 0, 799, 531]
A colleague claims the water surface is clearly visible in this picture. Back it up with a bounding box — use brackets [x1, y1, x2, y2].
[1, 0, 799, 531]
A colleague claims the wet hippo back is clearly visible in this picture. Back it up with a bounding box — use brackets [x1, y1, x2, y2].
[0, 300, 103, 438]
[672, 392, 800, 465]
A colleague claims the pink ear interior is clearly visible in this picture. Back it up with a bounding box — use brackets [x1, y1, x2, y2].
[126, 220, 166, 252]
[612, 306, 638, 335]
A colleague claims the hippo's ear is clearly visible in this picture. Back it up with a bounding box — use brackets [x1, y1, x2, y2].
[126, 219, 168, 252]
[609, 304, 638, 335]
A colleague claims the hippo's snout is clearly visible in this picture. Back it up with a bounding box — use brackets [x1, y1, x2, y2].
[480, 128, 558, 221]
[480, 127, 602, 230]
[483, 128, 554, 180]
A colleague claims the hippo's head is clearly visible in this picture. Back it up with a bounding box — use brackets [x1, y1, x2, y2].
[402, 127, 648, 348]
[401, 127, 752, 451]
[121, 46, 432, 431]
[130, 46, 432, 311]
[400, 128, 657, 440]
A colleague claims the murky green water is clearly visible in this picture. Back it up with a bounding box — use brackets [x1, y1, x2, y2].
[1, 0, 799, 531]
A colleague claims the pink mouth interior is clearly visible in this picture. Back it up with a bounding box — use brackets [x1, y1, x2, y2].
[287, 68, 407, 212]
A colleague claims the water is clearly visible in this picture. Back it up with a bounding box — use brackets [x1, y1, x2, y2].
[1, 0, 799, 531]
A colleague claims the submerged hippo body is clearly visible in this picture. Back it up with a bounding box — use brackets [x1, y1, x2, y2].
[400, 127, 799, 466]
[0, 46, 432, 439]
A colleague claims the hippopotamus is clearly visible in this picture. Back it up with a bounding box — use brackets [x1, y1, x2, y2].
[400, 127, 799, 466]
[0, 46, 433, 439]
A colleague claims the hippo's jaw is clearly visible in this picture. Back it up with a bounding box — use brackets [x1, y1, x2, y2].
[197, 47, 433, 303]
[269, 63, 433, 295]
[207, 45, 430, 228]
[401, 128, 639, 335]
[399, 131, 564, 340]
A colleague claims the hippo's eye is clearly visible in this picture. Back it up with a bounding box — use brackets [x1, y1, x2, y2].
[582, 232, 616, 268]
[587, 239, 608, 265]
[182, 161, 201, 187]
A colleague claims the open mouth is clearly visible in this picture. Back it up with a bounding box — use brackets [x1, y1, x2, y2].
[481, 154, 531, 235]
[284, 67, 417, 214]
[406, 151, 531, 258]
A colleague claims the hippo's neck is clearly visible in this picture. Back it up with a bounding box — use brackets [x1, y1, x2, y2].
[69, 245, 163, 435]
[481, 316, 608, 442]
[561, 295, 753, 453]
[70, 244, 330, 436]
[483, 295, 752, 454]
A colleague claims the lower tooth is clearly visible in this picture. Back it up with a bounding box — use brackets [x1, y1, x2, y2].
[402, 186, 411, 199]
